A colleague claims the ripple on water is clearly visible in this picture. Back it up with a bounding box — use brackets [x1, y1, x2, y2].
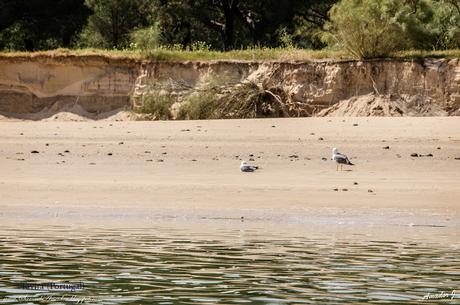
[0, 226, 459, 304]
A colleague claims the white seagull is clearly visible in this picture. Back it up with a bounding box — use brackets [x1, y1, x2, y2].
[332, 148, 354, 171]
[240, 160, 259, 172]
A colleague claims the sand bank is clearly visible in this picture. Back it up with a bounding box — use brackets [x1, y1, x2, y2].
[0, 117, 459, 228]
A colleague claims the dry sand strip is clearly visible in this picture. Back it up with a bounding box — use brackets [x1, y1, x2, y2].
[0, 117, 459, 227]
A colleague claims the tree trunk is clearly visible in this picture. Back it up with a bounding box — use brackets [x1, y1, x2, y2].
[221, 0, 238, 50]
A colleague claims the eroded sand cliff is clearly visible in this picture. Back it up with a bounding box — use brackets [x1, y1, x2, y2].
[0, 55, 138, 120]
[0, 55, 459, 120]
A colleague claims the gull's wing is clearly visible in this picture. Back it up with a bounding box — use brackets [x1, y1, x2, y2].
[240, 165, 255, 172]
[240, 164, 258, 172]
[334, 153, 353, 165]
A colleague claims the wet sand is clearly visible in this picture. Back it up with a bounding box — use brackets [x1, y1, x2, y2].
[0, 117, 459, 228]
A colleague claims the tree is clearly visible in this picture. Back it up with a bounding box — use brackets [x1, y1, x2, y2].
[156, 0, 335, 50]
[78, 0, 156, 49]
[322, 0, 434, 58]
[429, 0, 460, 49]
[0, 0, 90, 51]
[156, 0, 251, 50]
[155, 0, 225, 49]
[290, 0, 337, 48]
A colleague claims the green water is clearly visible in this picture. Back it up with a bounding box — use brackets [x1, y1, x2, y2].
[0, 224, 459, 304]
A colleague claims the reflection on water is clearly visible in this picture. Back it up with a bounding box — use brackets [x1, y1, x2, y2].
[0, 224, 459, 304]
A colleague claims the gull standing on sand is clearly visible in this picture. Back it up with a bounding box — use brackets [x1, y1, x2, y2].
[332, 148, 354, 171]
[240, 161, 259, 172]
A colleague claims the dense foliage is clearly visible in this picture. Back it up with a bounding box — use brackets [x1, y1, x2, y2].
[323, 0, 460, 58]
[0, 0, 459, 58]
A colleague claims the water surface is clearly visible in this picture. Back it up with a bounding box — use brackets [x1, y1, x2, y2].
[0, 222, 459, 304]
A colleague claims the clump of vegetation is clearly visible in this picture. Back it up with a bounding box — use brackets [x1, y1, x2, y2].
[178, 91, 217, 120]
[177, 77, 303, 120]
[136, 91, 176, 120]
[135, 75, 301, 120]
[429, 1, 460, 50]
[76, 0, 154, 49]
[322, 0, 460, 59]
[322, 0, 434, 59]
[130, 24, 161, 52]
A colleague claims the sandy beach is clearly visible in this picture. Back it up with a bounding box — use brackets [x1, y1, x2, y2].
[1, 117, 460, 304]
[0, 117, 459, 228]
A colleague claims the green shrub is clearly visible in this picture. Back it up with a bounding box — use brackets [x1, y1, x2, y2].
[0, 23, 27, 51]
[322, 0, 434, 58]
[130, 24, 161, 52]
[277, 27, 295, 49]
[181, 92, 217, 120]
[137, 92, 175, 120]
[429, 1, 460, 49]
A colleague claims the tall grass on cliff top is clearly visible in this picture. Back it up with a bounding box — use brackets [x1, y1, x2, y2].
[0, 47, 347, 61]
[142, 46, 347, 61]
[0, 48, 459, 61]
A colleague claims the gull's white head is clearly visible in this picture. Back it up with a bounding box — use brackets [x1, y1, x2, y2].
[332, 148, 338, 154]
[241, 161, 247, 165]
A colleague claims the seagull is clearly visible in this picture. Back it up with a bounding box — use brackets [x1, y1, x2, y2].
[240, 160, 259, 172]
[332, 148, 354, 171]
